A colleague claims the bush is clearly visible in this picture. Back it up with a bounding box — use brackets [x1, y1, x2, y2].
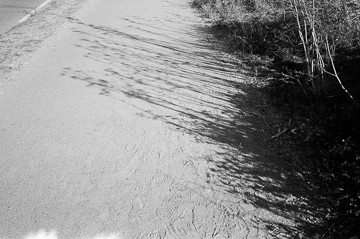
[192, 0, 360, 237]
[193, 0, 360, 100]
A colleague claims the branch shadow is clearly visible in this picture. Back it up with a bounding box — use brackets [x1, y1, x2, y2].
[61, 9, 323, 238]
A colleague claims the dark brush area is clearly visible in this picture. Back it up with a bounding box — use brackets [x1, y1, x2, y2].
[191, 0, 360, 238]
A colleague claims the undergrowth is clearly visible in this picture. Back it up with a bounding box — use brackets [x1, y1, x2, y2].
[192, 0, 360, 238]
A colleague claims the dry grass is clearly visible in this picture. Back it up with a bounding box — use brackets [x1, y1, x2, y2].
[193, 0, 360, 101]
[192, 0, 360, 238]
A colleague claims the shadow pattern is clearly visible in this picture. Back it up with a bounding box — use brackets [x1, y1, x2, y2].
[61, 1, 323, 237]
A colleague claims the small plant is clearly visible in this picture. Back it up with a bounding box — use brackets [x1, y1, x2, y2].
[290, 0, 360, 102]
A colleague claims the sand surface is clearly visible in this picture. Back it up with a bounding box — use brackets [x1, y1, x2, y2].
[0, 0, 302, 238]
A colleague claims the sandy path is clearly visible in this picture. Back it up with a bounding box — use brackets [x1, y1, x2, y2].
[0, 0, 299, 238]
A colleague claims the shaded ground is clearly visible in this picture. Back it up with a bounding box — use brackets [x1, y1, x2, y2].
[0, 0, 321, 238]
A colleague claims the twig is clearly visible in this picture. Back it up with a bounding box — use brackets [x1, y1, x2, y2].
[324, 36, 359, 106]
[320, 223, 335, 239]
[271, 127, 289, 139]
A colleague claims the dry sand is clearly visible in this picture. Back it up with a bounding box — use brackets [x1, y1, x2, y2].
[0, 0, 305, 238]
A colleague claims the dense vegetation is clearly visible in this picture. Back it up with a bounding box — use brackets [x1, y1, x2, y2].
[191, 0, 360, 237]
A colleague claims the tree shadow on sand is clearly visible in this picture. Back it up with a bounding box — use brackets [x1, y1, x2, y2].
[61, 11, 325, 238]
